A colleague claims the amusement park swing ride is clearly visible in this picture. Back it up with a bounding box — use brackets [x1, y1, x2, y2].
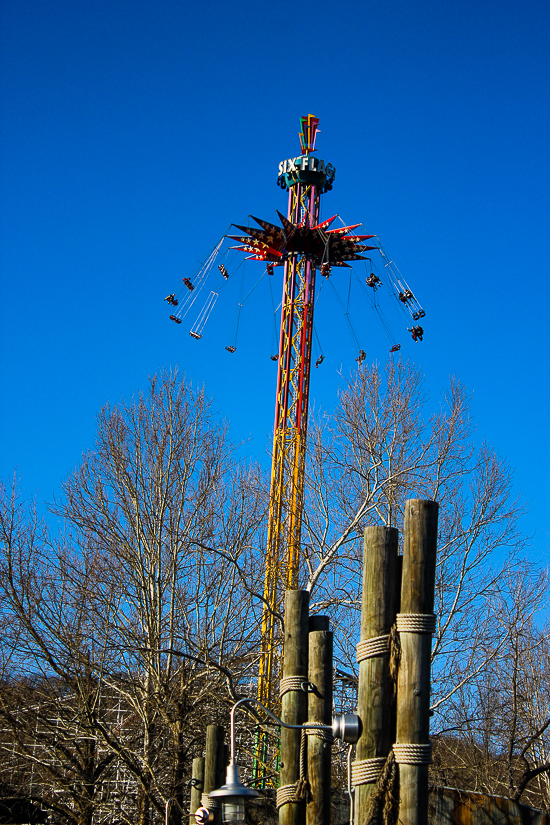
[163, 115, 426, 781]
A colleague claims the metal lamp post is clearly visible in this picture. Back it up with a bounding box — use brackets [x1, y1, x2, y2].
[200, 698, 361, 825]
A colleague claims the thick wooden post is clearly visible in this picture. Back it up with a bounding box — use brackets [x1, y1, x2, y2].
[204, 725, 226, 825]
[189, 757, 205, 825]
[307, 615, 332, 825]
[396, 500, 438, 825]
[355, 526, 399, 825]
[279, 589, 310, 825]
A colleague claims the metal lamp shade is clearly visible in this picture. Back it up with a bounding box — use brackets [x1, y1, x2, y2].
[209, 763, 258, 825]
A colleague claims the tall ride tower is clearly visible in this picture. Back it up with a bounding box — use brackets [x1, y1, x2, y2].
[228, 115, 375, 778]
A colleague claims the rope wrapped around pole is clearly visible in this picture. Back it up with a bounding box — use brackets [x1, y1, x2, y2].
[277, 785, 302, 809]
[277, 781, 309, 808]
[201, 795, 221, 810]
[279, 676, 309, 697]
[304, 723, 333, 743]
[395, 613, 436, 634]
[351, 756, 386, 786]
[356, 634, 390, 661]
[392, 743, 432, 765]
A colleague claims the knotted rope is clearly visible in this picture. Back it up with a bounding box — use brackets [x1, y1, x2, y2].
[356, 625, 401, 698]
[276, 785, 301, 808]
[305, 722, 333, 743]
[276, 728, 310, 808]
[277, 672, 314, 807]
[362, 751, 399, 825]
[352, 623, 400, 825]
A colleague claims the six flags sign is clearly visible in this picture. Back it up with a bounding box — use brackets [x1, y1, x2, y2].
[277, 155, 336, 192]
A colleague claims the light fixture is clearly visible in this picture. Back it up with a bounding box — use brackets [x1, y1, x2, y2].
[332, 712, 361, 744]
[209, 761, 259, 825]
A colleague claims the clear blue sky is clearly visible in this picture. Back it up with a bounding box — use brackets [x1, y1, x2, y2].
[1, 0, 549, 557]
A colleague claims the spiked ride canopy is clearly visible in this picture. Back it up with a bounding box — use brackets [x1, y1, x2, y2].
[228, 212, 377, 266]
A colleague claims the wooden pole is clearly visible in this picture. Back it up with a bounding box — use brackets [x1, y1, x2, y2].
[204, 725, 226, 825]
[279, 589, 310, 825]
[189, 757, 205, 825]
[396, 499, 438, 825]
[306, 615, 332, 825]
[355, 526, 399, 825]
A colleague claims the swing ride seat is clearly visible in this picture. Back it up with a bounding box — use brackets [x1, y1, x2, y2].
[183, 278, 194, 290]
[169, 315, 182, 324]
[189, 331, 202, 339]
[225, 345, 236, 353]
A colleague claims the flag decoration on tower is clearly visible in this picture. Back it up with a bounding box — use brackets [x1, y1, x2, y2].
[299, 113, 319, 154]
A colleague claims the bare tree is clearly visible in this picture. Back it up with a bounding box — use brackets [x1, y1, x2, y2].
[0, 484, 117, 825]
[300, 361, 528, 742]
[431, 563, 550, 809]
[0, 372, 267, 825]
